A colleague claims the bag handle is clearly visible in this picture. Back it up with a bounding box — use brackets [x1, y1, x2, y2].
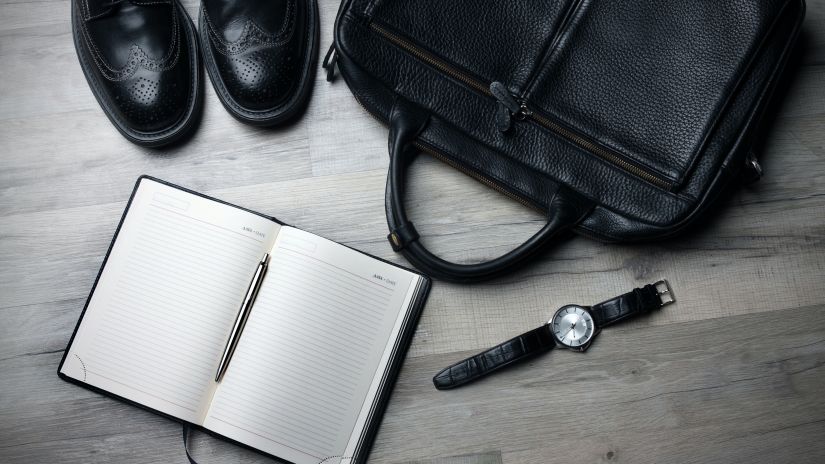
[384, 98, 593, 283]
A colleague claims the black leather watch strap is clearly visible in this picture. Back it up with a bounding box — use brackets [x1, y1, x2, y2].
[590, 283, 665, 327]
[433, 324, 556, 390]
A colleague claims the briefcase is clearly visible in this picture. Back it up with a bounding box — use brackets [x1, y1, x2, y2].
[324, 0, 806, 283]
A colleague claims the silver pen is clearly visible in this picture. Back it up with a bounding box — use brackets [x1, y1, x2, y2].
[215, 253, 270, 382]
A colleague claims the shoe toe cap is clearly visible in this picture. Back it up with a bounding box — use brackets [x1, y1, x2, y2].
[107, 70, 192, 133]
[215, 46, 300, 111]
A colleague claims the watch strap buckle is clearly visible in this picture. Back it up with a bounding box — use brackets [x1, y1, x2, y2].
[654, 280, 675, 307]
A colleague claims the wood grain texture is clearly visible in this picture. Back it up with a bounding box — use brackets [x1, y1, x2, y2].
[1, 0, 824, 463]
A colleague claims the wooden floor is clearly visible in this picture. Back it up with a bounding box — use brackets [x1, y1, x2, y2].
[2, 1, 825, 463]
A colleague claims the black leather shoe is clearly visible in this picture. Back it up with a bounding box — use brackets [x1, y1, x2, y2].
[71, 0, 202, 147]
[199, 0, 318, 126]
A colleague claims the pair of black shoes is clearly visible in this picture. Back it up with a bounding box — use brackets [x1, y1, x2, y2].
[72, 0, 318, 147]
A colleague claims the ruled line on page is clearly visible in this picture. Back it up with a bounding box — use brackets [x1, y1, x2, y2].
[277, 246, 396, 295]
[208, 358, 349, 422]
[267, 260, 391, 316]
[143, 207, 263, 252]
[72, 180, 277, 421]
[129, 232, 258, 276]
[116, 261, 245, 308]
[211, 383, 343, 439]
[96, 312, 223, 366]
[273, 254, 394, 305]
[87, 355, 204, 407]
[108, 289, 229, 332]
[210, 403, 338, 455]
[149, 203, 265, 243]
[138, 209, 264, 258]
[256, 274, 385, 329]
[267, 262, 391, 310]
[143, 205, 261, 248]
[248, 295, 375, 360]
[209, 417, 326, 460]
[116, 262, 243, 312]
[238, 333, 366, 381]
[152, 191, 190, 211]
[87, 345, 209, 393]
[230, 337, 360, 393]
[87, 370, 200, 413]
[276, 245, 397, 292]
[250, 294, 377, 360]
[213, 362, 351, 422]
[210, 376, 349, 430]
[132, 226, 258, 275]
[268, 252, 391, 312]
[92, 316, 223, 376]
[255, 289, 380, 342]
[210, 399, 339, 455]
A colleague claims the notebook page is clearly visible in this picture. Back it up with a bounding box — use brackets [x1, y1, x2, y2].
[60, 178, 280, 423]
[203, 227, 421, 464]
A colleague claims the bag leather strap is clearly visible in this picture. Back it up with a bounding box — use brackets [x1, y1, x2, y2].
[384, 97, 594, 283]
[432, 324, 556, 390]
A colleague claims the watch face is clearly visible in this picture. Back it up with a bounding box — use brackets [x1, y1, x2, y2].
[550, 305, 595, 350]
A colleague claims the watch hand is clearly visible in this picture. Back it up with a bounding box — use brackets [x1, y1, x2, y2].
[563, 318, 582, 340]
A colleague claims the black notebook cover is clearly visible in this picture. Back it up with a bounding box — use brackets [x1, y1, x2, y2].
[57, 175, 432, 464]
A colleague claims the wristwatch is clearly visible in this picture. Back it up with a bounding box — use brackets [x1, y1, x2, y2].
[433, 280, 675, 390]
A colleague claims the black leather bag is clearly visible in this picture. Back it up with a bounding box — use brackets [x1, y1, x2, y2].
[324, 0, 805, 283]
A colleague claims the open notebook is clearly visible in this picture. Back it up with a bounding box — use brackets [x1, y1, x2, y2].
[58, 176, 430, 464]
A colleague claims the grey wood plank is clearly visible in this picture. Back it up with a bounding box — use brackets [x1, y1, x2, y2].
[397, 454, 502, 464]
[0, 108, 314, 216]
[0, 298, 82, 363]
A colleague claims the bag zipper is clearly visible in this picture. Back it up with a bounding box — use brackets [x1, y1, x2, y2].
[369, 22, 675, 191]
[324, 39, 542, 211]
[335, 60, 542, 212]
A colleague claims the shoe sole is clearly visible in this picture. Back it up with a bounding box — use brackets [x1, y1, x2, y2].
[71, 0, 203, 148]
[198, 0, 319, 127]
